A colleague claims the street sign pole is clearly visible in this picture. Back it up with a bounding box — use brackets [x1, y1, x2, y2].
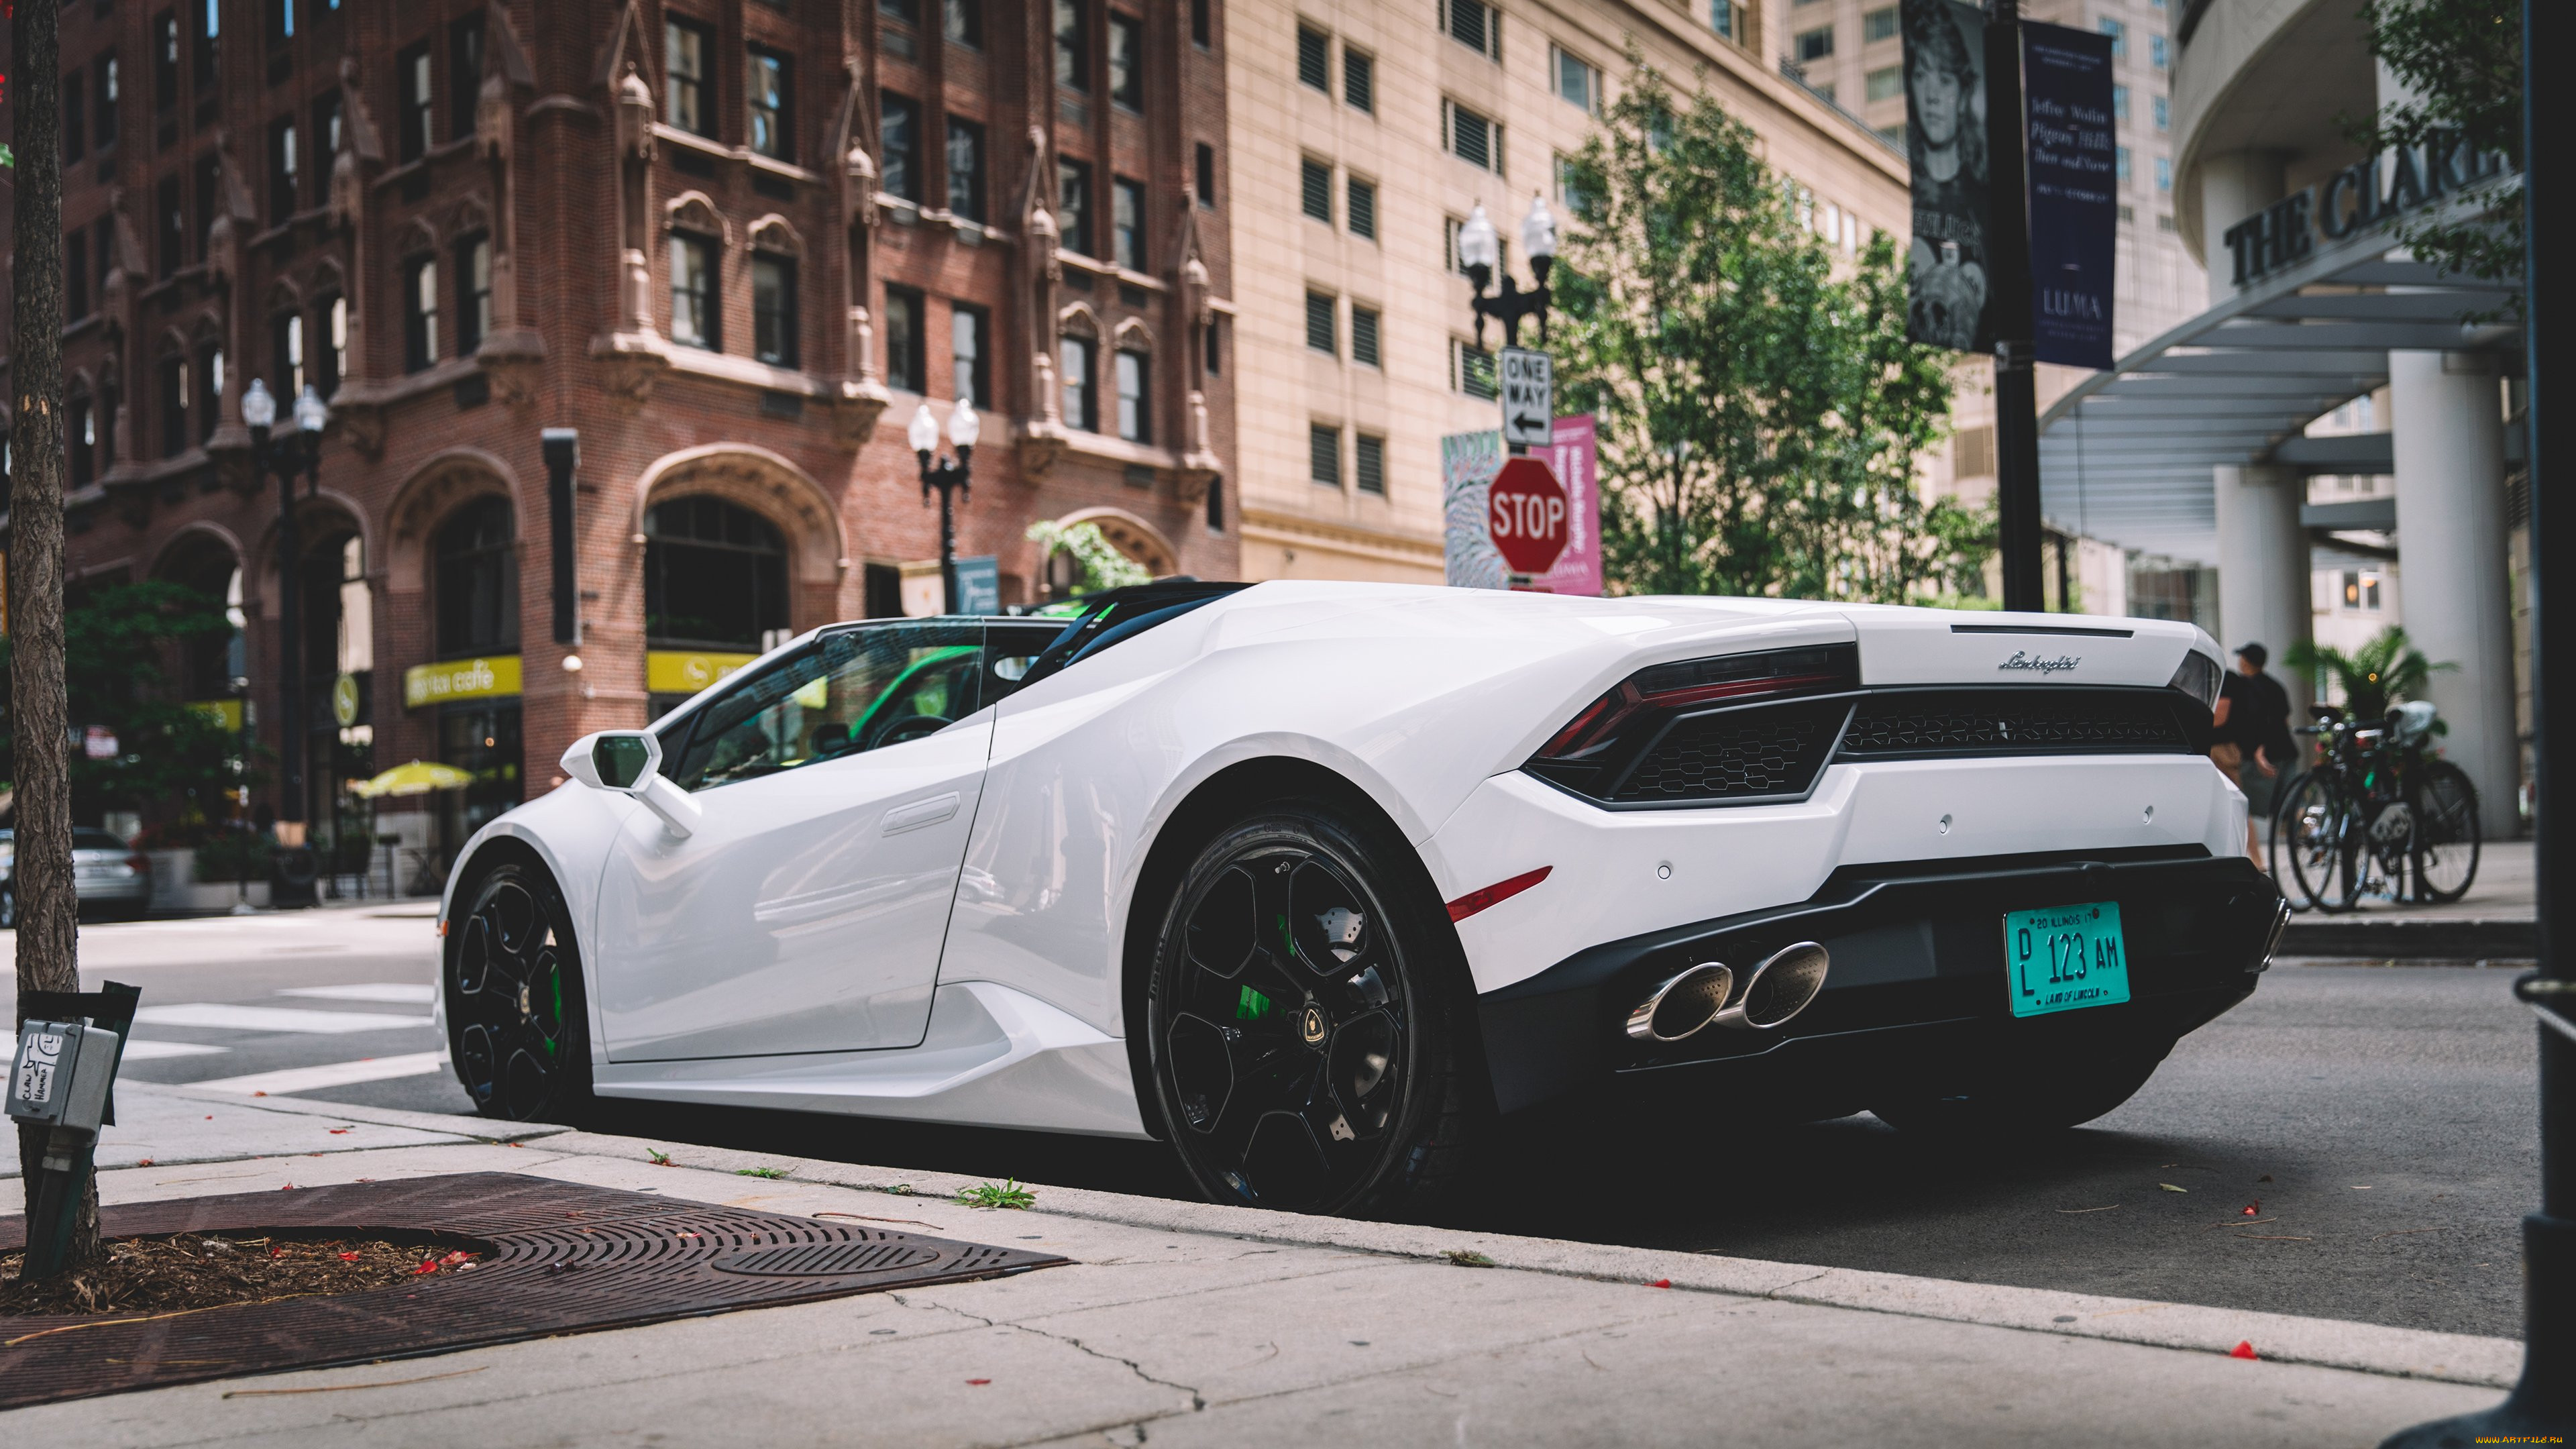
[1986, 0, 2047, 614]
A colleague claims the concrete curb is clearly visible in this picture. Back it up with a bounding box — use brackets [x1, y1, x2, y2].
[2279, 915, 2536, 959]
[533, 1124, 2527, 1392]
[132, 1081, 574, 1144]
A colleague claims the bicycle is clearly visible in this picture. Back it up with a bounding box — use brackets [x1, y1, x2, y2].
[2270, 700, 2481, 913]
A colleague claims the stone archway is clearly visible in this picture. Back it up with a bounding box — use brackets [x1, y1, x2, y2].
[1053, 506, 1178, 577]
[629, 443, 848, 610]
[386, 447, 522, 593]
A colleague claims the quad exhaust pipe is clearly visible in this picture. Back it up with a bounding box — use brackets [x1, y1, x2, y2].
[1625, 943, 1832, 1043]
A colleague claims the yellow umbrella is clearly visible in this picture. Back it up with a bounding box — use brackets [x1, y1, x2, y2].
[350, 760, 477, 799]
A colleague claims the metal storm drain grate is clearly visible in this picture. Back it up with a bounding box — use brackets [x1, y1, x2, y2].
[0, 1173, 1067, 1409]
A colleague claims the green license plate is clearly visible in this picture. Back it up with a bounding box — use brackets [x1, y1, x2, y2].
[2004, 902, 2131, 1018]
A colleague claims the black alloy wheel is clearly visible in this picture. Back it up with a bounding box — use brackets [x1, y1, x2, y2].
[447, 860, 593, 1124]
[1145, 804, 1481, 1218]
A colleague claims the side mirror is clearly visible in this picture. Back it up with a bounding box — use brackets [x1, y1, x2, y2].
[557, 731, 700, 839]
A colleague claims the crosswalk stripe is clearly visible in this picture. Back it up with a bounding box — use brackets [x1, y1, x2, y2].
[119, 1040, 231, 1061]
[276, 983, 438, 1005]
[133, 1004, 433, 1034]
[192, 1052, 451, 1096]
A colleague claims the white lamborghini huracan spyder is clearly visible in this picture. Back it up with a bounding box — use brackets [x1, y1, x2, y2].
[439, 580, 2290, 1216]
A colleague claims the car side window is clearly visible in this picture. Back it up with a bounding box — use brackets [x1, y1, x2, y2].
[985, 622, 1071, 704]
[665, 621, 985, 792]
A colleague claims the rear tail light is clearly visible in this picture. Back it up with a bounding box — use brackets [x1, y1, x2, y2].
[127, 853, 151, 874]
[1527, 643, 1859, 803]
[2167, 649, 2221, 716]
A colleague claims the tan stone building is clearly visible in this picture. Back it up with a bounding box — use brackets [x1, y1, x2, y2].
[1224, 0, 1915, 584]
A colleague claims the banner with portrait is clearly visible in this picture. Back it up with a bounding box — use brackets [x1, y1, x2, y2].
[1902, 0, 1995, 354]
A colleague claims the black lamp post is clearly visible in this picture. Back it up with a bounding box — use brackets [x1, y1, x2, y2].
[240, 378, 328, 860]
[910, 400, 979, 614]
[1456, 195, 1560, 350]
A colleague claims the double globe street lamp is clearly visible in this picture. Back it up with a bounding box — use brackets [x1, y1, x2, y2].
[908, 400, 980, 615]
[1456, 193, 1561, 348]
[239, 378, 329, 880]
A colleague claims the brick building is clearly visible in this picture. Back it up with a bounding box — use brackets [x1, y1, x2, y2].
[2, 0, 1236, 867]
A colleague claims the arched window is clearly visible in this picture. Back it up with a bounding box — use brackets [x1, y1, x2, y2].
[434, 496, 519, 657]
[645, 496, 789, 649]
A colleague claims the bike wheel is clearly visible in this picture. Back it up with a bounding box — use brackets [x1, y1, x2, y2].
[2410, 761, 2482, 904]
[2273, 773, 2347, 913]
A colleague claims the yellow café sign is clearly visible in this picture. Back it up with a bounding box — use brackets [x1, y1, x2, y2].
[405, 655, 524, 708]
[646, 651, 757, 696]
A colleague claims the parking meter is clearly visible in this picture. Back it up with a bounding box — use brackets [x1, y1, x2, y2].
[9, 983, 142, 1279]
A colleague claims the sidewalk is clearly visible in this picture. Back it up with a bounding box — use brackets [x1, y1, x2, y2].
[1, 1083, 2522, 1447]
[2275, 837, 2538, 959]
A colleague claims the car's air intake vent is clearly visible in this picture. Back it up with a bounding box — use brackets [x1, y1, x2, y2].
[1836, 688, 2194, 759]
[1611, 698, 1853, 804]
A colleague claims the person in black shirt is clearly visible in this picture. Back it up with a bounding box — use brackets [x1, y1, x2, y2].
[2210, 641, 2296, 865]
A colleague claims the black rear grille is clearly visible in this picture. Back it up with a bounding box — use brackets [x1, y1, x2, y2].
[1609, 698, 1851, 804]
[1837, 688, 2192, 759]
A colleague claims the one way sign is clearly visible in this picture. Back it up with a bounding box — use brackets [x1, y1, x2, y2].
[1499, 347, 1553, 447]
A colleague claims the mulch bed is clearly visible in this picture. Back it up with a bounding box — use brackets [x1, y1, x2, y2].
[0, 1173, 1066, 1409]
[3, 1232, 490, 1317]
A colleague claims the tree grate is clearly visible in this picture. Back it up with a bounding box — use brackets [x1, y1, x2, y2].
[0, 1172, 1066, 1409]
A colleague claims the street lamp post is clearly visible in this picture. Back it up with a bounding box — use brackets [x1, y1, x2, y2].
[1456, 196, 1560, 351]
[910, 401, 979, 614]
[240, 380, 329, 865]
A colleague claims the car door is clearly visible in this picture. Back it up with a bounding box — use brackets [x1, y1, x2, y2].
[593, 620, 994, 1061]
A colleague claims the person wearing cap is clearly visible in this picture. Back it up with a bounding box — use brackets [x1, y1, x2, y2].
[2210, 642, 2296, 864]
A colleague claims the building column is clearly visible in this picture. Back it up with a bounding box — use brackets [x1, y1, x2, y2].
[2387, 350, 2520, 834]
[2198, 151, 2312, 707]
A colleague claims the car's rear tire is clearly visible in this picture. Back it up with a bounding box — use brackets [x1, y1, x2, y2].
[445, 857, 595, 1126]
[1869, 1037, 2171, 1139]
[1142, 799, 1484, 1219]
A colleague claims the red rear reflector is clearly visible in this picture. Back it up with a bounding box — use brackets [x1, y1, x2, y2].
[1446, 866, 1553, 923]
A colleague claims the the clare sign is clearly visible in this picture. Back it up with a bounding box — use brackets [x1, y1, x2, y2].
[2223, 127, 2510, 289]
[404, 655, 523, 709]
[1487, 457, 1568, 576]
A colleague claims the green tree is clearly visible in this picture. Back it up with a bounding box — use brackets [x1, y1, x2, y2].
[2353, 0, 2522, 307]
[2286, 625, 2453, 721]
[1, 582, 254, 824]
[1551, 67, 1982, 602]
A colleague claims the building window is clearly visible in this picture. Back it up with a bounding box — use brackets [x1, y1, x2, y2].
[881, 93, 922, 201]
[2112, 84, 2130, 121]
[749, 48, 792, 161]
[1192, 0, 1211, 48]
[1305, 290, 1337, 355]
[1553, 47, 1599, 113]
[155, 12, 181, 114]
[1309, 423, 1340, 486]
[1301, 158, 1333, 224]
[274, 311, 307, 396]
[1058, 158, 1094, 255]
[449, 13, 484, 144]
[397, 42, 431, 163]
[1060, 337, 1097, 430]
[2116, 146, 2131, 182]
[268, 116, 299, 224]
[668, 233, 716, 351]
[883, 0, 920, 25]
[315, 92, 343, 164]
[456, 233, 492, 356]
[2154, 95, 2169, 132]
[1355, 433, 1386, 494]
[195, 0, 219, 90]
[1110, 13, 1144, 109]
[1446, 214, 1508, 275]
[645, 496, 788, 649]
[1866, 66, 1903, 102]
[319, 293, 347, 397]
[160, 355, 189, 458]
[67, 233, 91, 321]
[1297, 25, 1330, 93]
[1348, 176, 1377, 239]
[2151, 34, 2168, 70]
[753, 252, 799, 368]
[2098, 17, 2126, 58]
[194, 152, 221, 261]
[1203, 313, 1222, 375]
[1444, 0, 1499, 61]
[96, 53, 121, 150]
[951, 303, 989, 407]
[272, 0, 297, 42]
[435, 496, 519, 657]
[1114, 177, 1147, 271]
[1055, 0, 1089, 91]
[195, 343, 225, 445]
[1863, 5, 1897, 42]
[2155, 156, 2172, 192]
[1710, 0, 1739, 41]
[68, 394, 96, 490]
[1195, 143, 1216, 209]
[1444, 99, 1503, 173]
[157, 176, 184, 278]
[946, 116, 987, 221]
[1344, 48, 1375, 114]
[403, 254, 440, 370]
[94, 217, 116, 299]
[1454, 339, 1497, 399]
[945, 0, 983, 48]
[1115, 350, 1150, 442]
[1796, 26, 1834, 62]
[65, 74, 89, 164]
[884, 285, 925, 391]
[1351, 305, 1381, 367]
[665, 18, 712, 136]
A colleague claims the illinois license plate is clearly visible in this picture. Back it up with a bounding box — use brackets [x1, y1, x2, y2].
[2003, 902, 2131, 1018]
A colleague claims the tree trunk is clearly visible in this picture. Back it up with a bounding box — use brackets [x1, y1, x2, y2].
[10, 0, 101, 1269]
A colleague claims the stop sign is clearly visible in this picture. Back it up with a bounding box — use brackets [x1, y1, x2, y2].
[1487, 457, 1568, 575]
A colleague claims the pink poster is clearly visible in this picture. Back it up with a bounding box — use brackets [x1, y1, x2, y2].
[1536, 415, 1603, 596]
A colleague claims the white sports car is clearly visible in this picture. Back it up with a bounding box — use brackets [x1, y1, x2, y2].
[439, 581, 2289, 1216]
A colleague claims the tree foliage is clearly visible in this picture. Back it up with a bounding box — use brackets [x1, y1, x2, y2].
[1025, 521, 1154, 596]
[1550, 67, 1986, 601]
[1, 582, 255, 820]
[2354, 0, 2522, 300]
[2286, 625, 2453, 721]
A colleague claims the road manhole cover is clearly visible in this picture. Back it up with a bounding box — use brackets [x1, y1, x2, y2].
[0, 1173, 1066, 1409]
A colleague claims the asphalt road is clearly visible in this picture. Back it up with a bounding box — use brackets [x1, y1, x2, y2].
[15, 908, 2540, 1341]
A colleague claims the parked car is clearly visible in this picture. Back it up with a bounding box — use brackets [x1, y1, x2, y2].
[0, 827, 154, 926]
